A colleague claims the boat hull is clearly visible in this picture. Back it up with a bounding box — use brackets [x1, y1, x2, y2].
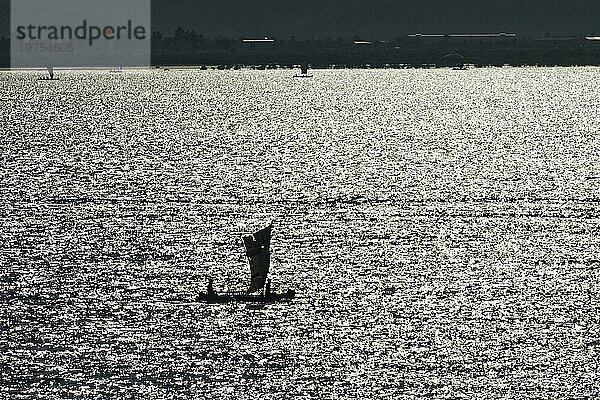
[199, 290, 295, 304]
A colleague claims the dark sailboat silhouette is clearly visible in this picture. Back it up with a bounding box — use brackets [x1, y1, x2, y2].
[199, 224, 295, 304]
[294, 61, 313, 78]
[38, 66, 59, 81]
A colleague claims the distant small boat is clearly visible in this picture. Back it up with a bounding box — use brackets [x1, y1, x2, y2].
[294, 61, 313, 78]
[109, 66, 124, 73]
[199, 224, 296, 304]
[38, 66, 59, 81]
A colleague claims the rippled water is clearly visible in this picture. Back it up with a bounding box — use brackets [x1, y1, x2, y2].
[2, 67, 600, 398]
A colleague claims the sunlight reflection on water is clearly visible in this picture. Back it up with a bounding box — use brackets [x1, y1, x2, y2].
[2, 67, 600, 398]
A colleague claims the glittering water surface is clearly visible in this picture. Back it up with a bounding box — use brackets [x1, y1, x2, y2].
[2, 68, 600, 398]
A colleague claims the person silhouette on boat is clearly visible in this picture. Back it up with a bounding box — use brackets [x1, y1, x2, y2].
[265, 279, 271, 299]
[207, 278, 215, 296]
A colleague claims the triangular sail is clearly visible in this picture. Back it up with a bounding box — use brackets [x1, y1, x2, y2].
[47, 66, 54, 79]
[243, 224, 272, 294]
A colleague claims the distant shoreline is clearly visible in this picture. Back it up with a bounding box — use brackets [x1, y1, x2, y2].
[4, 32, 600, 69]
[4, 64, 600, 72]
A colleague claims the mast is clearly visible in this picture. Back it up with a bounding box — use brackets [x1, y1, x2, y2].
[243, 224, 272, 294]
